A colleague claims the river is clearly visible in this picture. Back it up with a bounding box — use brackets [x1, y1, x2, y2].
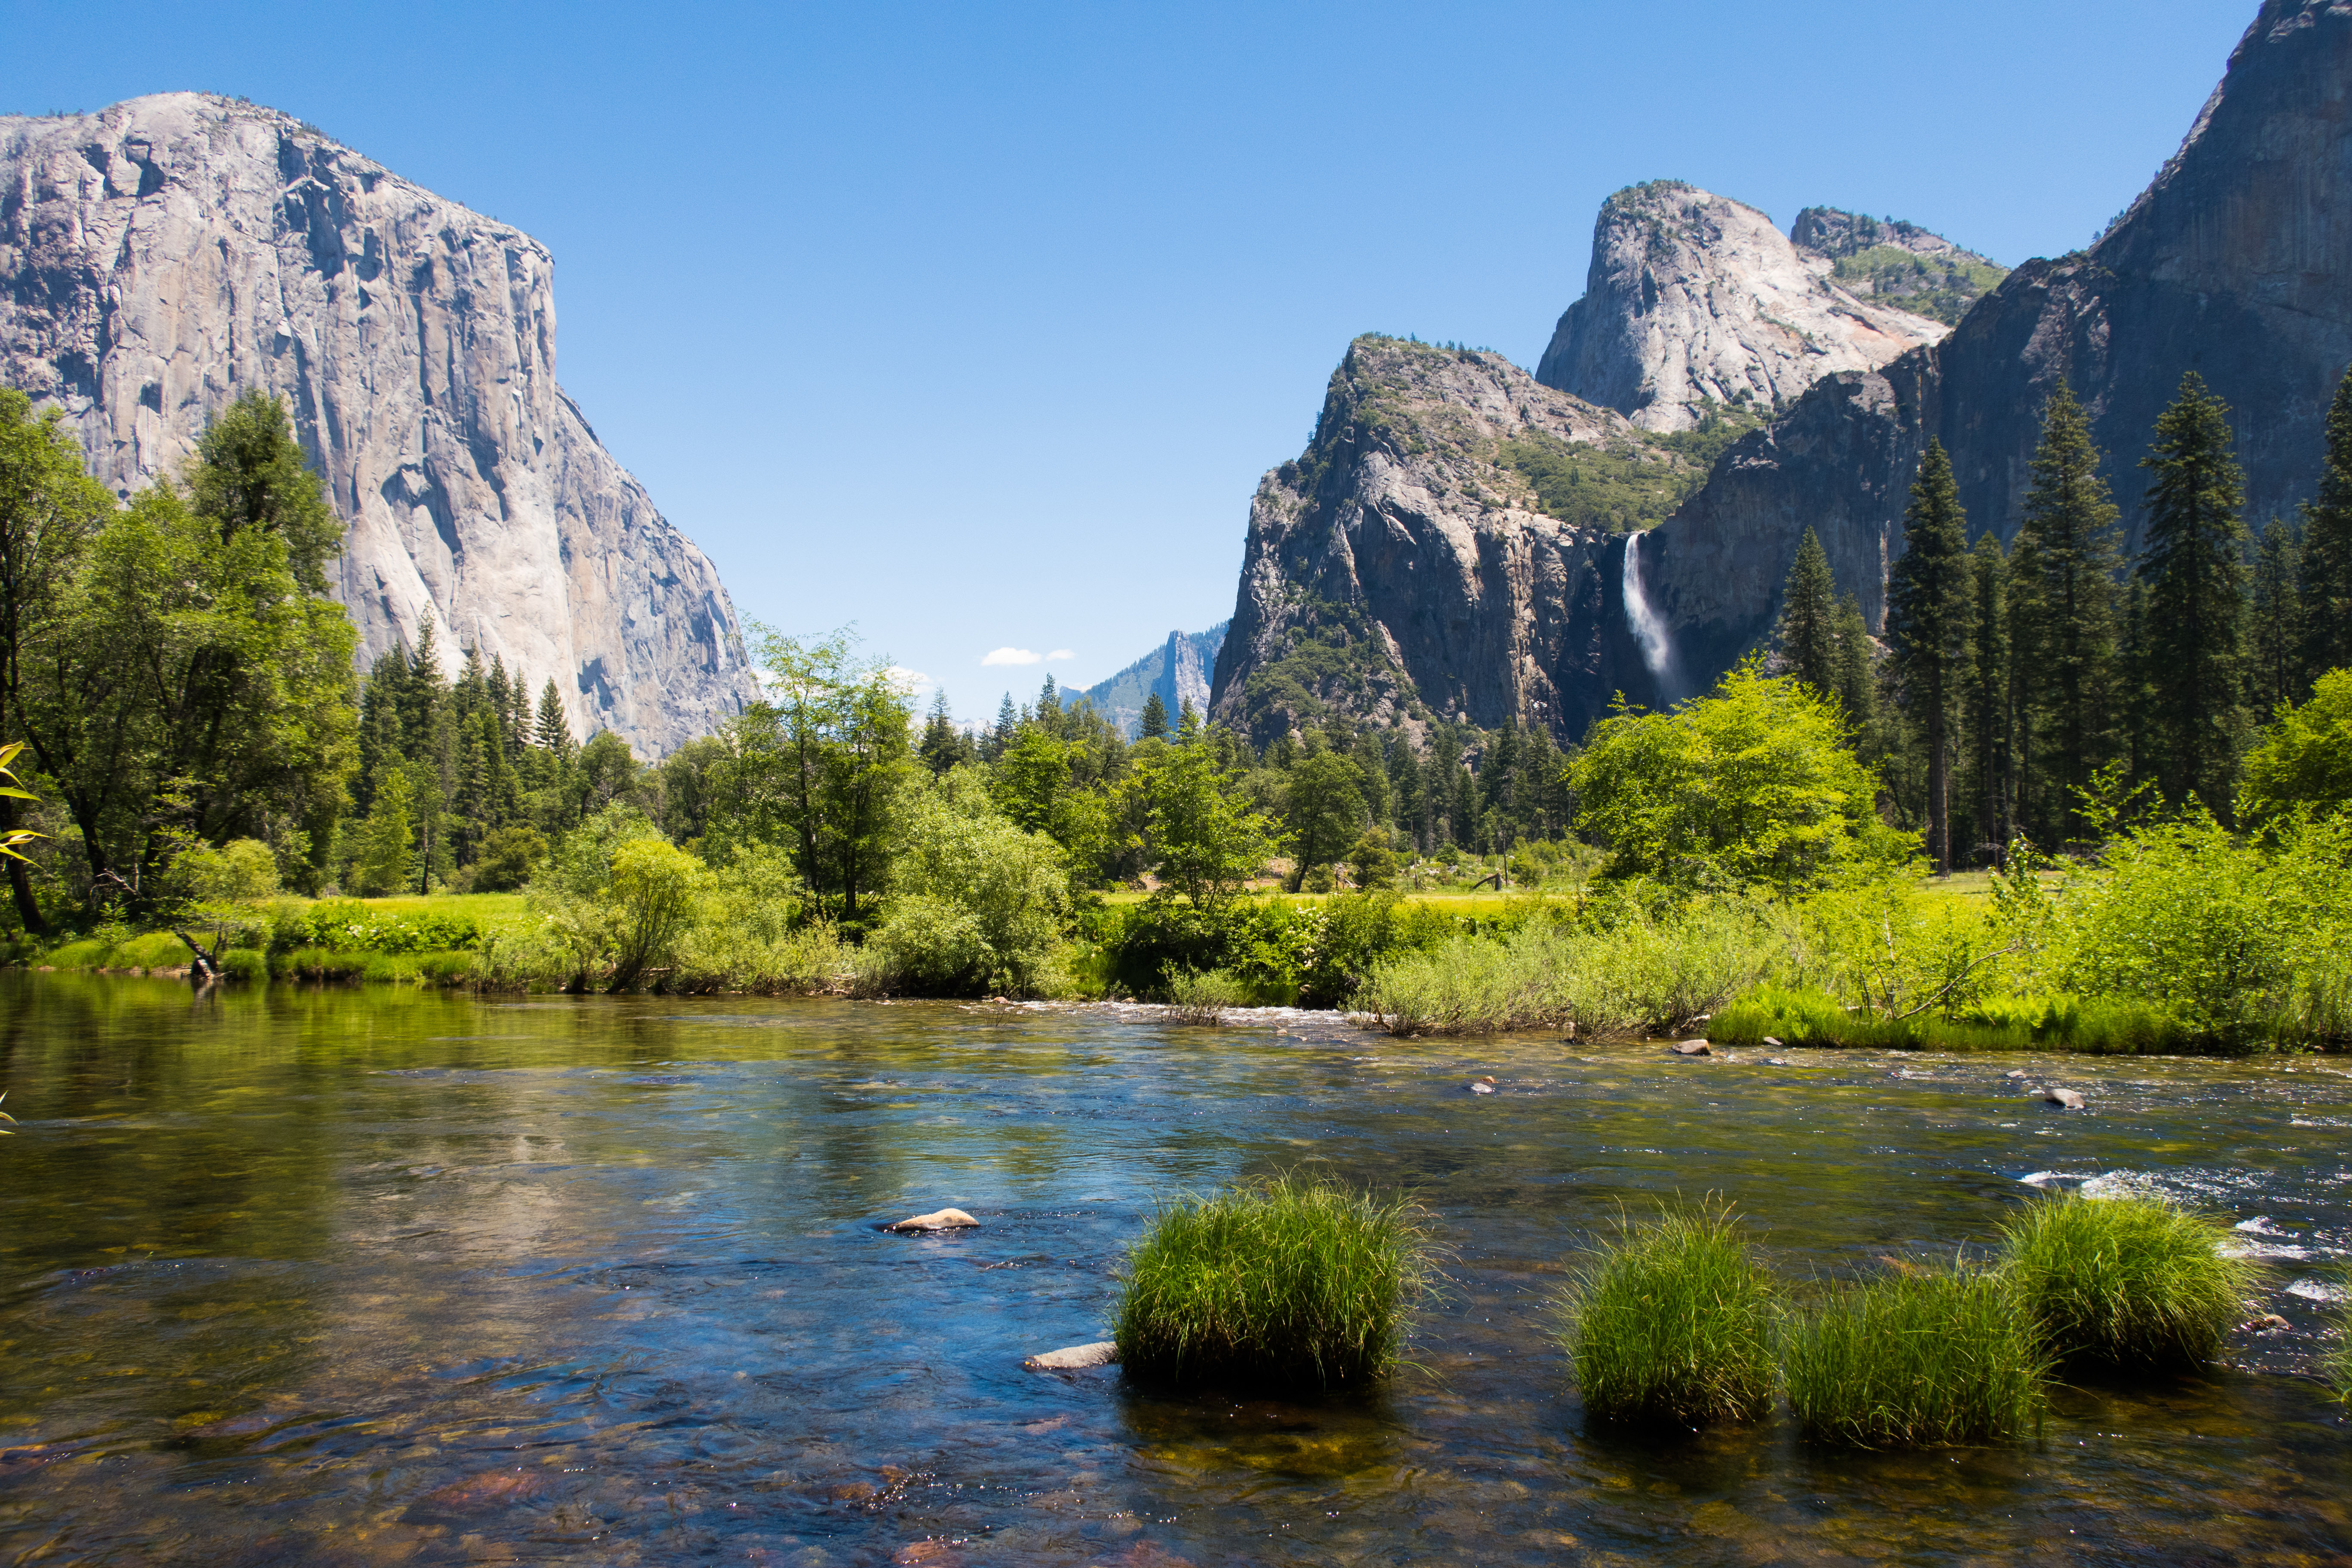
[0, 973, 2347, 1564]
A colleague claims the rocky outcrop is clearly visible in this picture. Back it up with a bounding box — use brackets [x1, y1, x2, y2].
[1208, 337, 1655, 742]
[0, 93, 759, 755]
[1083, 622, 1228, 737]
[1640, 0, 2352, 695]
[1789, 208, 2008, 325]
[1535, 182, 1948, 432]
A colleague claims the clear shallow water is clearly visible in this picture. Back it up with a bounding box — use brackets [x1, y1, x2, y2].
[1, 974, 2349, 1566]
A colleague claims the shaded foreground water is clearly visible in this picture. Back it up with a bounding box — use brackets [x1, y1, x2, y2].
[2, 974, 2349, 1566]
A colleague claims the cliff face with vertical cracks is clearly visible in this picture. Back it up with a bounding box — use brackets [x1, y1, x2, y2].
[1642, 0, 2352, 689]
[0, 92, 759, 754]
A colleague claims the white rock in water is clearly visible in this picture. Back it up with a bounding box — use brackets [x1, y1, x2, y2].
[2038, 1086, 2086, 1110]
[1670, 1040, 1712, 1056]
[0, 94, 761, 755]
[1468, 1081, 1494, 1095]
[1023, 1341, 1117, 1371]
[888, 1208, 980, 1232]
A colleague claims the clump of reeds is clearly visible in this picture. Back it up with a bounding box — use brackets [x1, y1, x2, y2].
[1997, 1193, 2257, 1366]
[1166, 968, 1247, 1024]
[1783, 1261, 2049, 1447]
[1111, 1172, 1432, 1390]
[2326, 1287, 2352, 1407]
[1561, 1203, 1777, 1427]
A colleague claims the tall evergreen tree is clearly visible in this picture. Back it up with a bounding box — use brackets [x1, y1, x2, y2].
[1886, 441, 1973, 872]
[2137, 371, 2251, 812]
[917, 688, 970, 776]
[1773, 527, 1840, 695]
[2297, 361, 2352, 686]
[534, 680, 575, 759]
[2250, 517, 2304, 714]
[2003, 530, 2047, 839]
[2015, 382, 2123, 841]
[1138, 689, 1170, 739]
[1832, 593, 1877, 737]
[1962, 533, 2011, 863]
[1389, 739, 1427, 851]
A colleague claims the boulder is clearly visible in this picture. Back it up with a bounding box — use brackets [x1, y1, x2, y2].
[1022, 1341, 1118, 1372]
[1670, 1040, 1712, 1056]
[886, 1208, 979, 1232]
[2037, 1086, 2086, 1110]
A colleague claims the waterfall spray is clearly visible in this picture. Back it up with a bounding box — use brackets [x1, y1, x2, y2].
[1623, 532, 1678, 693]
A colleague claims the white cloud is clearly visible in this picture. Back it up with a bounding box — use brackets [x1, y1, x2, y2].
[1046, 649, 1074, 662]
[981, 646, 1041, 666]
[886, 665, 931, 696]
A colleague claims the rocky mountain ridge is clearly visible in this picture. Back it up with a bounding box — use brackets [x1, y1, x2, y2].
[0, 92, 760, 755]
[1208, 0, 2346, 740]
[1083, 622, 1228, 738]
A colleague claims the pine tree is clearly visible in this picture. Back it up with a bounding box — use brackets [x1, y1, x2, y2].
[918, 689, 968, 776]
[352, 763, 414, 897]
[1035, 675, 1062, 736]
[1832, 592, 1877, 736]
[1389, 740, 1427, 851]
[2250, 517, 2304, 714]
[1774, 527, 1840, 695]
[1351, 728, 1391, 825]
[1963, 533, 2011, 864]
[2016, 382, 2123, 840]
[1176, 698, 1200, 742]
[1887, 441, 1974, 872]
[2003, 530, 2047, 840]
[1452, 765, 1479, 853]
[980, 692, 1018, 762]
[2297, 361, 2352, 686]
[1138, 689, 1170, 739]
[2138, 371, 2251, 812]
[534, 680, 575, 760]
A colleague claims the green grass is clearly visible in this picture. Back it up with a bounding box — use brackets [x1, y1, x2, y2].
[349, 891, 532, 935]
[1711, 983, 2196, 1054]
[2326, 1287, 2352, 1409]
[268, 947, 477, 985]
[1562, 1204, 1776, 1428]
[1997, 1194, 2257, 1367]
[1784, 1262, 2049, 1448]
[1111, 1173, 1432, 1391]
[1165, 968, 1247, 1023]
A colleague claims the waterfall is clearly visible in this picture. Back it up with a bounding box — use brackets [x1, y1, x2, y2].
[1622, 532, 1678, 692]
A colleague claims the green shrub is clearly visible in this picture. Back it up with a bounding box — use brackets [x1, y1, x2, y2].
[271, 947, 369, 981]
[112, 931, 194, 970]
[219, 948, 269, 983]
[1111, 1173, 1431, 1390]
[174, 837, 280, 902]
[275, 899, 484, 955]
[1997, 1194, 2257, 1366]
[1166, 968, 1247, 1023]
[1562, 1205, 1776, 1427]
[41, 939, 110, 969]
[471, 825, 549, 892]
[1784, 1263, 2048, 1447]
[415, 951, 479, 984]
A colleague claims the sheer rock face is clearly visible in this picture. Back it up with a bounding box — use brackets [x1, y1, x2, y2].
[0, 92, 758, 755]
[1534, 182, 1948, 433]
[1208, 337, 1648, 743]
[1637, 0, 2352, 701]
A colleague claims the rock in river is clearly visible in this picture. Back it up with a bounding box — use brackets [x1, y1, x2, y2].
[887, 1208, 980, 1232]
[2037, 1086, 2086, 1110]
[1670, 1040, 1712, 1057]
[1022, 1341, 1119, 1372]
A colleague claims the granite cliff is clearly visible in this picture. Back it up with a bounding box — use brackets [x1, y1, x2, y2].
[1639, 0, 2352, 700]
[0, 92, 759, 755]
[1534, 182, 1948, 432]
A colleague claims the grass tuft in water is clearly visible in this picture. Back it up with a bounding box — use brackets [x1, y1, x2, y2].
[1111, 1172, 1431, 1391]
[1784, 1261, 2049, 1448]
[1561, 1202, 1776, 1428]
[1997, 1193, 2257, 1366]
[2327, 1284, 2352, 1408]
[1165, 968, 1247, 1024]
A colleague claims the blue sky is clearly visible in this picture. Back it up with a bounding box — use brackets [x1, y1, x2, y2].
[3, 1, 2253, 720]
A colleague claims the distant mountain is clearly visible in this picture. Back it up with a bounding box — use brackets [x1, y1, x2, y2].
[1084, 624, 1228, 738]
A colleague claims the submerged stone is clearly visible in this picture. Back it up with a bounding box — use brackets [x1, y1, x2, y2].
[1023, 1341, 1118, 1371]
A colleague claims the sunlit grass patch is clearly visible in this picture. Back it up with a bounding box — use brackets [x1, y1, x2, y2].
[1998, 1194, 2256, 1367]
[1710, 983, 2195, 1054]
[1562, 1203, 1776, 1428]
[2326, 1287, 2352, 1409]
[1784, 1262, 2048, 1448]
[1111, 1172, 1432, 1391]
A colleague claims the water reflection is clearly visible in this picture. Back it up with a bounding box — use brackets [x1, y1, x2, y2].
[0, 972, 2347, 1564]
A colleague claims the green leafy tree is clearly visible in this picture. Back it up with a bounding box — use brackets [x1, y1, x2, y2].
[351, 763, 415, 897]
[2138, 371, 2251, 812]
[1284, 749, 1368, 891]
[1129, 739, 1281, 906]
[1886, 440, 1973, 872]
[1569, 659, 1909, 892]
[2015, 382, 2123, 841]
[1774, 527, 1840, 695]
[2239, 667, 2352, 828]
[2298, 362, 2352, 687]
[0, 390, 114, 929]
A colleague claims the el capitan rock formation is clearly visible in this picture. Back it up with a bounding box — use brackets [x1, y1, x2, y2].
[0, 92, 759, 754]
